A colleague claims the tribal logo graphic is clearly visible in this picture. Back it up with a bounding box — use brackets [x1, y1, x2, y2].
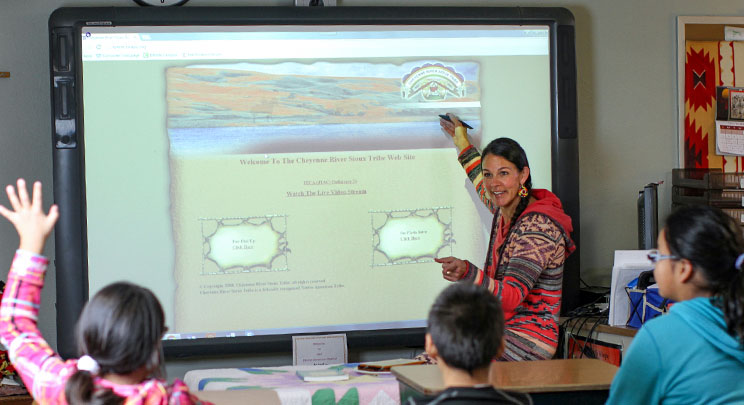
[401, 63, 466, 101]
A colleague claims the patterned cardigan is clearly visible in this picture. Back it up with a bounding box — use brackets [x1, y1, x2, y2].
[457, 145, 573, 359]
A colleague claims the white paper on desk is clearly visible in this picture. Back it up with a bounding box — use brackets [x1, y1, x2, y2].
[1, 376, 18, 386]
[292, 333, 347, 366]
[608, 250, 653, 326]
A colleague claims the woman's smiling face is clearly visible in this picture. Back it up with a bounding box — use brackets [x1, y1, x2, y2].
[481, 154, 529, 209]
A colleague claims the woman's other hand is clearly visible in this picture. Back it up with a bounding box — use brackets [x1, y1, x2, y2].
[435, 256, 467, 282]
[0, 179, 58, 254]
[439, 113, 471, 152]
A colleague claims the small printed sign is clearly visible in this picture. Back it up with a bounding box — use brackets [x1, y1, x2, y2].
[292, 334, 347, 366]
[725, 26, 744, 41]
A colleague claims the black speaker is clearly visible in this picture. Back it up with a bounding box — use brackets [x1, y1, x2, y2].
[50, 27, 77, 149]
[50, 24, 86, 359]
[638, 183, 659, 250]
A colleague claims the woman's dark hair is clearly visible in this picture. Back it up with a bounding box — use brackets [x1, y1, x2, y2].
[65, 282, 166, 405]
[427, 283, 504, 374]
[482, 137, 532, 227]
[664, 205, 744, 345]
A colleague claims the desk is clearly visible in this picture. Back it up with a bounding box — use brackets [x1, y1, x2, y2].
[561, 317, 637, 365]
[561, 318, 638, 339]
[392, 358, 618, 405]
[0, 385, 32, 405]
[0, 396, 31, 405]
[185, 364, 399, 405]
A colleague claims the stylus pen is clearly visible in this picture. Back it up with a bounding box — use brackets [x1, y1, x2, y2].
[438, 114, 473, 129]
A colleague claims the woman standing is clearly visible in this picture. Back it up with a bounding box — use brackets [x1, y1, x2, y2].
[436, 114, 575, 361]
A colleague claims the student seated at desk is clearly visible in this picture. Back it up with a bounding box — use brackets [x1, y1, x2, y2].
[408, 283, 531, 405]
[0, 179, 209, 405]
[607, 205, 744, 405]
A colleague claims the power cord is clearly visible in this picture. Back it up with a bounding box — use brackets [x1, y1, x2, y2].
[559, 301, 609, 359]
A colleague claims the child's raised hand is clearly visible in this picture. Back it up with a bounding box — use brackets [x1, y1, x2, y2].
[0, 179, 59, 254]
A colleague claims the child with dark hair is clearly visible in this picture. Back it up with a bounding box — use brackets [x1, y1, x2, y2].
[0, 179, 209, 404]
[606, 205, 744, 404]
[409, 283, 531, 404]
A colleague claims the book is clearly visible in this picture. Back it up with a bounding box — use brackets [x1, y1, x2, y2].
[296, 368, 350, 382]
[356, 358, 426, 372]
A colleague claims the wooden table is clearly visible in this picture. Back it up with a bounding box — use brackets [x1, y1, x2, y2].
[392, 358, 618, 405]
[560, 317, 638, 338]
[560, 317, 637, 365]
[0, 395, 32, 405]
[0, 385, 32, 405]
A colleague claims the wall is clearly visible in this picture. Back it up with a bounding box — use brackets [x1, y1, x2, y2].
[2, 0, 743, 379]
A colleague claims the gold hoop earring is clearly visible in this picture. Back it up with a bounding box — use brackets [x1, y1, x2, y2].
[518, 185, 528, 198]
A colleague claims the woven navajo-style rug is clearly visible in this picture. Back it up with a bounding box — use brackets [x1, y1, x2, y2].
[685, 40, 744, 170]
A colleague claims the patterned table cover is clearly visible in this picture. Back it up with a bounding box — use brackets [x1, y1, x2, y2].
[184, 363, 400, 405]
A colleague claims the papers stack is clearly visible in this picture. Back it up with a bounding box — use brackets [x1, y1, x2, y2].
[296, 368, 349, 382]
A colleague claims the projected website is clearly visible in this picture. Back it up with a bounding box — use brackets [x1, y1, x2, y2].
[80, 26, 551, 340]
